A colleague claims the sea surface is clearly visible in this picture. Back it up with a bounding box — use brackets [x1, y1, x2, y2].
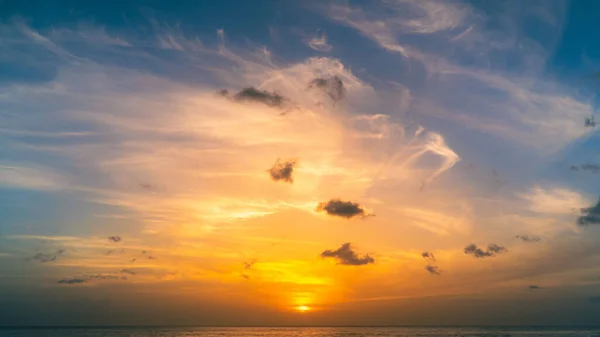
[1, 327, 600, 337]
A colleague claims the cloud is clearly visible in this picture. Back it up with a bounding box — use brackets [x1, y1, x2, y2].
[425, 265, 441, 275]
[0, 164, 64, 190]
[86, 274, 128, 281]
[464, 244, 508, 258]
[29, 253, 57, 263]
[577, 198, 600, 226]
[268, 159, 296, 183]
[580, 164, 600, 174]
[529, 285, 542, 290]
[516, 235, 542, 243]
[309, 75, 346, 103]
[569, 164, 600, 173]
[57, 278, 86, 285]
[316, 199, 369, 219]
[321, 242, 374, 266]
[108, 236, 122, 243]
[58, 273, 127, 285]
[520, 186, 588, 215]
[121, 269, 136, 275]
[224, 87, 287, 109]
[243, 260, 257, 270]
[28, 249, 64, 263]
[421, 251, 436, 262]
[306, 30, 333, 52]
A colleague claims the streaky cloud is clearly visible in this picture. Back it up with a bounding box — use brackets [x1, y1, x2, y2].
[516, 235, 542, 243]
[57, 278, 86, 285]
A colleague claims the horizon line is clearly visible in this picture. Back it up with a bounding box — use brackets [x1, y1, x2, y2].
[2, 325, 600, 329]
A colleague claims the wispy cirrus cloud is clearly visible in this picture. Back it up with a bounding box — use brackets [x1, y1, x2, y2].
[305, 30, 333, 53]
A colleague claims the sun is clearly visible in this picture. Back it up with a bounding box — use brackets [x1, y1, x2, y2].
[296, 305, 310, 312]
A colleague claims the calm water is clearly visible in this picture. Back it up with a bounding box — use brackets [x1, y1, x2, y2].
[1, 327, 600, 337]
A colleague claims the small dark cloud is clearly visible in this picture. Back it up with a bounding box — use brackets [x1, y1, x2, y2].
[225, 87, 286, 108]
[121, 269, 136, 275]
[57, 278, 86, 285]
[585, 116, 596, 127]
[516, 235, 542, 242]
[309, 75, 346, 103]
[321, 242, 374, 266]
[581, 164, 600, 173]
[130, 258, 137, 263]
[108, 236, 122, 243]
[577, 198, 600, 226]
[316, 199, 369, 219]
[241, 273, 250, 280]
[421, 251, 436, 262]
[268, 159, 296, 183]
[243, 259, 257, 270]
[589, 296, 600, 304]
[86, 274, 128, 281]
[147, 255, 156, 260]
[464, 243, 508, 258]
[140, 183, 153, 189]
[570, 164, 600, 173]
[29, 252, 57, 263]
[425, 265, 441, 275]
[529, 285, 542, 290]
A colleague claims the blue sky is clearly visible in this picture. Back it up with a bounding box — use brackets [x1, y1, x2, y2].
[2, 0, 600, 326]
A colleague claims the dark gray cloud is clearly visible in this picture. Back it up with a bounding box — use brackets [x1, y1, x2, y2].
[121, 269, 136, 275]
[28, 249, 64, 263]
[243, 260, 257, 270]
[316, 199, 369, 219]
[516, 235, 542, 242]
[589, 296, 600, 304]
[529, 285, 542, 290]
[309, 75, 346, 103]
[464, 243, 508, 258]
[425, 265, 441, 275]
[321, 242, 374, 266]
[57, 278, 87, 285]
[488, 244, 508, 254]
[581, 164, 600, 173]
[86, 274, 128, 281]
[570, 164, 600, 173]
[422, 251, 436, 262]
[268, 159, 296, 183]
[108, 236, 122, 243]
[221, 87, 286, 108]
[585, 116, 596, 127]
[241, 273, 250, 280]
[577, 198, 600, 226]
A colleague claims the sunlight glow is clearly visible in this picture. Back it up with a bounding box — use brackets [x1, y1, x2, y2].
[296, 305, 310, 312]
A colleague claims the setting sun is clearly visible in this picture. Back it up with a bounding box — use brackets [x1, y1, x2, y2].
[296, 305, 310, 313]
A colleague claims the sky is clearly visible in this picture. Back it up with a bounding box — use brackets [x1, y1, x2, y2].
[2, 0, 600, 327]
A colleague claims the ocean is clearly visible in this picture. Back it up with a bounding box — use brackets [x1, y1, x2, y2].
[1, 327, 600, 337]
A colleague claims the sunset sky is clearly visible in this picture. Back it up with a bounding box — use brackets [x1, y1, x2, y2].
[3, 0, 600, 326]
